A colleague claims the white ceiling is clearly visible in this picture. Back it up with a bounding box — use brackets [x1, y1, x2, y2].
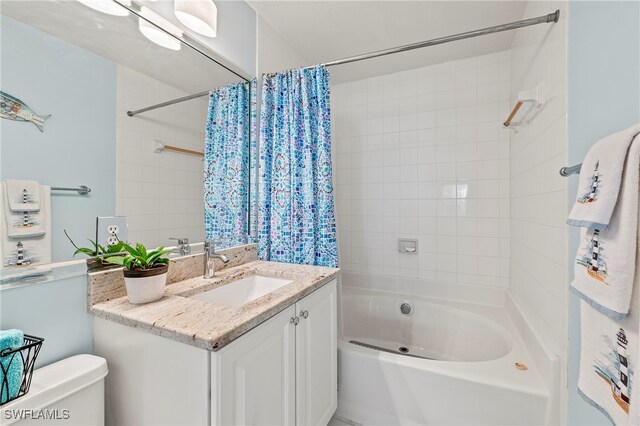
[2, 0, 244, 94]
[249, 1, 528, 83]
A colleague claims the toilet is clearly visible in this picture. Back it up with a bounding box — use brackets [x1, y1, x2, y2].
[0, 355, 108, 425]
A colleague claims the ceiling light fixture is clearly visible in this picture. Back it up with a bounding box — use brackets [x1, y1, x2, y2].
[76, 0, 131, 16]
[174, 0, 217, 38]
[138, 6, 183, 51]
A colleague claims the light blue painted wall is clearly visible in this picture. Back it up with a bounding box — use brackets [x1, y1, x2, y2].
[0, 16, 117, 262]
[0, 276, 93, 368]
[0, 17, 116, 367]
[567, 1, 640, 424]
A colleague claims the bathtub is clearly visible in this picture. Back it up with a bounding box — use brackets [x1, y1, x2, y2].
[336, 279, 555, 425]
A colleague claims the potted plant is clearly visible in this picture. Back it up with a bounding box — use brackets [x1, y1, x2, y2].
[105, 242, 172, 304]
[64, 230, 126, 272]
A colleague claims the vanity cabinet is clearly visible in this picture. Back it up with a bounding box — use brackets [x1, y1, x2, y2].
[94, 279, 337, 426]
[212, 280, 337, 426]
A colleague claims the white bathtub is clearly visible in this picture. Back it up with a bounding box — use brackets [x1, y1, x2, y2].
[336, 282, 555, 425]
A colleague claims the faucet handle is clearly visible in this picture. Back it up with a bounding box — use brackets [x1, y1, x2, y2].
[170, 238, 191, 255]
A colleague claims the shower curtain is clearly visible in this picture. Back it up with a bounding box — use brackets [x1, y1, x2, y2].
[258, 65, 338, 267]
[204, 82, 250, 248]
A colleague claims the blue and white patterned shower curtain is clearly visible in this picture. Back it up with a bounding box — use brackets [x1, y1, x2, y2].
[204, 82, 250, 247]
[258, 66, 338, 267]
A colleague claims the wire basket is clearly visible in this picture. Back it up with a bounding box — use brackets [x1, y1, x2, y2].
[0, 334, 44, 406]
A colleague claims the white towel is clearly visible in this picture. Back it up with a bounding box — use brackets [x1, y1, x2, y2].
[4, 180, 41, 212]
[571, 136, 640, 317]
[2, 183, 45, 238]
[577, 293, 639, 425]
[1, 186, 51, 268]
[567, 124, 640, 229]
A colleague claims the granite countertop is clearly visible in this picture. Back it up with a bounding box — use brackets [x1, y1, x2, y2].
[90, 260, 339, 351]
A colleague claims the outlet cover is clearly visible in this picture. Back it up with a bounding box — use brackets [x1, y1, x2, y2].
[96, 216, 128, 247]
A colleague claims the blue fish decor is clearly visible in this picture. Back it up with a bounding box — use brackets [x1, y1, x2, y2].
[0, 91, 51, 132]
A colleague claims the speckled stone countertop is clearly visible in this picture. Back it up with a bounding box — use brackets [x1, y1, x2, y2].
[90, 259, 339, 351]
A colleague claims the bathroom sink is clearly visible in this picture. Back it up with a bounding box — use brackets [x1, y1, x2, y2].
[190, 275, 294, 308]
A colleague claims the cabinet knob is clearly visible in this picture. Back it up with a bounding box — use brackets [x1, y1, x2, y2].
[290, 317, 299, 325]
[300, 310, 309, 319]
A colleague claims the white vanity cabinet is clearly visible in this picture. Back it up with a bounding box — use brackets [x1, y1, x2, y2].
[94, 279, 337, 426]
[211, 280, 337, 426]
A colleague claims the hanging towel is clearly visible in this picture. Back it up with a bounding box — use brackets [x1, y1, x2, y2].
[567, 124, 640, 229]
[2, 183, 45, 238]
[4, 180, 41, 212]
[571, 135, 640, 317]
[1, 186, 51, 268]
[0, 329, 24, 404]
[577, 291, 639, 425]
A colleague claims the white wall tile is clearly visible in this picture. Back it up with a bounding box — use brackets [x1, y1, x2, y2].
[508, 0, 568, 414]
[332, 51, 511, 288]
[116, 67, 206, 249]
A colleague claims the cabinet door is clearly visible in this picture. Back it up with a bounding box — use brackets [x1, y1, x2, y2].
[213, 305, 296, 426]
[295, 281, 338, 426]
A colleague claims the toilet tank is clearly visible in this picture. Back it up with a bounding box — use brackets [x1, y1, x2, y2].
[1, 355, 108, 426]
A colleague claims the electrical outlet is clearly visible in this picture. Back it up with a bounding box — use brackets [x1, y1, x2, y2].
[96, 216, 128, 248]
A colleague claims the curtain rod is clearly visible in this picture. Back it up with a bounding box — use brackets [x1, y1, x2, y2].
[300, 9, 560, 71]
[127, 90, 210, 117]
[130, 9, 560, 116]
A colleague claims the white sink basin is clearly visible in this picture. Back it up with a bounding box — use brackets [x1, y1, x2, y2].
[190, 275, 294, 308]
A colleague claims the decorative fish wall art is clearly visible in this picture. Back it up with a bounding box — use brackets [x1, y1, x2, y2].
[0, 90, 51, 132]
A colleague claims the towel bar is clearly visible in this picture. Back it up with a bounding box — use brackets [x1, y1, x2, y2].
[559, 164, 582, 177]
[153, 140, 204, 158]
[51, 185, 91, 195]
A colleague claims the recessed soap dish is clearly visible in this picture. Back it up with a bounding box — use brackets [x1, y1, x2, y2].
[398, 239, 418, 254]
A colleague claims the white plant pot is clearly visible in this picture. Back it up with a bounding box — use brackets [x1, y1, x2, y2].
[124, 267, 168, 304]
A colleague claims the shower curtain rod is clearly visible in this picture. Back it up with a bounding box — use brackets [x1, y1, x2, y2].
[295, 9, 560, 72]
[128, 9, 559, 117]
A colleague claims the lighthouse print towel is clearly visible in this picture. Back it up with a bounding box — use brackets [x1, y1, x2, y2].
[0, 184, 51, 268]
[567, 124, 640, 229]
[571, 133, 640, 317]
[578, 295, 639, 425]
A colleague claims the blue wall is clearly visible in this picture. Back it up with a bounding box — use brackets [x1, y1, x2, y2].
[0, 16, 117, 262]
[0, 276, 93, 368]
[0, 17, 117, 367]
[567, 1, 640, 424]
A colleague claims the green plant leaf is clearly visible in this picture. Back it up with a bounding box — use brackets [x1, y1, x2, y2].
[74, 248, 96, 256]
[104, 242, 172, 270]
[123, 256, 135, 270]
[136, 243, 147, 258]
[122, 242, 142, 258]
[104, 256, 126, 266]
[106, 242, 125, 253]
[146, 248, 172, 265]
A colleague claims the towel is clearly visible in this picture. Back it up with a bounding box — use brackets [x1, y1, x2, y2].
[567, 124, 640, 229]
[1, 186, 51, 268]
[577, 290, 639, 425]
[570, 136, 640, 317]
[2, 183, 45, 238]
[0, 329, 24, 404]
[4, 180, 41, 212]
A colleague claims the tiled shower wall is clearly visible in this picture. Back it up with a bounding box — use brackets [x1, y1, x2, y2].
[116, 67, 207, 248]
[509, 0, 568, 391]
[331, 51, 511, 287]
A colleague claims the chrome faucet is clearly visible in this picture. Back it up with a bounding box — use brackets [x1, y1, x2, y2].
[170, 237, 191, 256]
[204, 240, 229, 279]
